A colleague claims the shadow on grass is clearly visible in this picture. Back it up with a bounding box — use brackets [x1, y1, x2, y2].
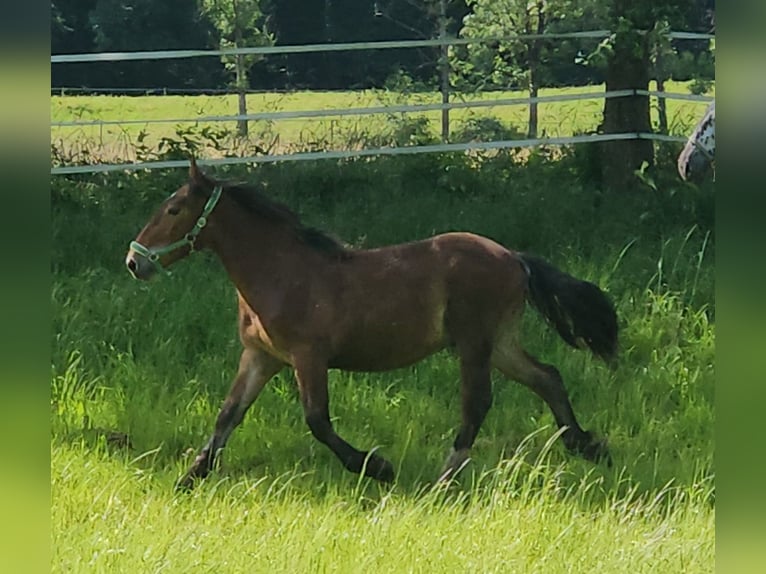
[52, 386, 714, 518]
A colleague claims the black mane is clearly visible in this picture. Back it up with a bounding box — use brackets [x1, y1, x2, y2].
[221, 181, 351, 259]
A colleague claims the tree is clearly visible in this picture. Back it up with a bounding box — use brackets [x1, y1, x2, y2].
[52, 0, 98, 54]
[648, 19, 674, 134]
[88, 0, 223, 90]
[202, 0, 274, 136]
[593, 0, 692, 190]
[454, 0, 566, 138]
[51, 0, 99, 89]
[371, 0, 466, 141]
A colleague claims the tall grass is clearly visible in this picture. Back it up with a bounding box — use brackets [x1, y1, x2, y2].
[52, 149, 714, 572]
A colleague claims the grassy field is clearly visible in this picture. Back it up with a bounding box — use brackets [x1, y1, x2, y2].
[50, 81, 714, 164]
[51, 146, 714, 572]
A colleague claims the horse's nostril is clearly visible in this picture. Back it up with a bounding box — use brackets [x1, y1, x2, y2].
[127, 257, 137, 273]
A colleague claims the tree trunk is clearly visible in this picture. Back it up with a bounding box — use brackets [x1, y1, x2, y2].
[600, 29, 653, 191]
[657, 76, 668, 134]
[235, 56, 248, 138]
[233, 0, 248, 139]
[528, 74, 538, 139]
[439, 0, 449, 143]
[526, 3, 545, 139]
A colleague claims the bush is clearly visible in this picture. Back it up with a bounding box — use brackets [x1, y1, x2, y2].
[453, 116, 525, 143]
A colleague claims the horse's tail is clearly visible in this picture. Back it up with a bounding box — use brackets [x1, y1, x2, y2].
[518, 253, 618, 362]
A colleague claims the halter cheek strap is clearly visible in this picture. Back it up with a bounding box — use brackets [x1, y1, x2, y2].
[129, 185, 223, 275]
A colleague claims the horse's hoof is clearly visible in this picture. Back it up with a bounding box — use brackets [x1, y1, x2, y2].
[175, 475, 196, 493]
[365, 453, 395, 483]
[175, 468, 207, 492]
[437, 448, 471, 483]
[577, 432, 612, 467]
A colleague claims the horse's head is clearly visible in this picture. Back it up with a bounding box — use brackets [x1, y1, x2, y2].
[126, 158, 222, 280]
[678, 101, 715, 182]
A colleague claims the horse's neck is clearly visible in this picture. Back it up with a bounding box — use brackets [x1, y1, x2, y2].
[207, 200, 315, 303]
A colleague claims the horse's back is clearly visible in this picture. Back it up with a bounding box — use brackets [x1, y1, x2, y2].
[431, 232, 528, 328]
[431, 231, 515, 263]
[325, 232, 526, 369]
[326, 238, 450, 369]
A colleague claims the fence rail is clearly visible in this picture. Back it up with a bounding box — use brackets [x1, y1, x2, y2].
[51, 132, 690, 176]
[50, 30, 714, 64]
[51, 89, 712, 129]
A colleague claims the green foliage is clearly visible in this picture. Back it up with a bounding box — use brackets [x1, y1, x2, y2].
[85, 0, 225, 89]
[648, 19, 674, 80]
[688, 77, 713, 96]
[202, 0, 274, 82]
[672, 49, 715, 83]
[383, 68, 432, 94]
[89, 0, 197, 51]
[453, 115, 525, 142]
[452, 0, 557, 91]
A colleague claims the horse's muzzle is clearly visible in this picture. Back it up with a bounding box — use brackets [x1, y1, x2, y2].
[125, 250, 156, 281]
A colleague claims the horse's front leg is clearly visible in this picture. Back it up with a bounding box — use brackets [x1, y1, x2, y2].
[176, 347, 284, 491]
[293, 352, 394, 482]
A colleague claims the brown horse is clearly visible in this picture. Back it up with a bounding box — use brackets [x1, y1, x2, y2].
[126, 159, 618, 490]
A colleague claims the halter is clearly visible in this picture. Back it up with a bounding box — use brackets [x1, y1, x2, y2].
[130, 185, 222, 275]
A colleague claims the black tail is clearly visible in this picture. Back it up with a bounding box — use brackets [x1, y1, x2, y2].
[519, 253, 618, 362]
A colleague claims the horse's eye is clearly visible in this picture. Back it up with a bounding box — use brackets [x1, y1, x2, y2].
[167, 206, 181, 216]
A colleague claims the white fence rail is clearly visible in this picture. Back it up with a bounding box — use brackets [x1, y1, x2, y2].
[50, 31, 714, 64]
[51, 89, 712, 129]
[51, 29, 714, 176]
[52, 133, 672, 175]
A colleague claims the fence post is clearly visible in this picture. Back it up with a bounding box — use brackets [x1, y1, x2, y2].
[439, 0, 450, 143]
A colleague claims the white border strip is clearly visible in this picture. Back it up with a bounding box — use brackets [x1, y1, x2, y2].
[51, 132, 687, 175]
[50, 30, 713, 64]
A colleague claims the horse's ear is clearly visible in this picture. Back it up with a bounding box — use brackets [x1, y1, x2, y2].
[189, 155, 202, 182]
[189, 154, 216, 195]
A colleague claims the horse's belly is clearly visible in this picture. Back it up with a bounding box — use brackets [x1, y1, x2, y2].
[330, 311, 448, 371]
[330, 339, 447, 371]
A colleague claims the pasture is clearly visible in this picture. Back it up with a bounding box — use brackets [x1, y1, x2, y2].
[51, 98, 714, 572]
[50, 81, 714, 164]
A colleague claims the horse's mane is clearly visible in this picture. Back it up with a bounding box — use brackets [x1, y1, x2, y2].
[222, 181, 351, 260]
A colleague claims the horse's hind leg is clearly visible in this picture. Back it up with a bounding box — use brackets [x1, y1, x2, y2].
[293, 353, 395, 482]
[176, 347, 284, 491]
[492, 339, 610, 464]
[439, 341, 493, 482]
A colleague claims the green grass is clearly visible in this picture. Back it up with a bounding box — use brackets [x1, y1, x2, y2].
[53, 443, 712, 573]
[52, 150, 714, 572]
[50, 81, 714, 163]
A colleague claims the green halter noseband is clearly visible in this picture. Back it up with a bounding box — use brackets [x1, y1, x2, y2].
[129, 185, 223, 275]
